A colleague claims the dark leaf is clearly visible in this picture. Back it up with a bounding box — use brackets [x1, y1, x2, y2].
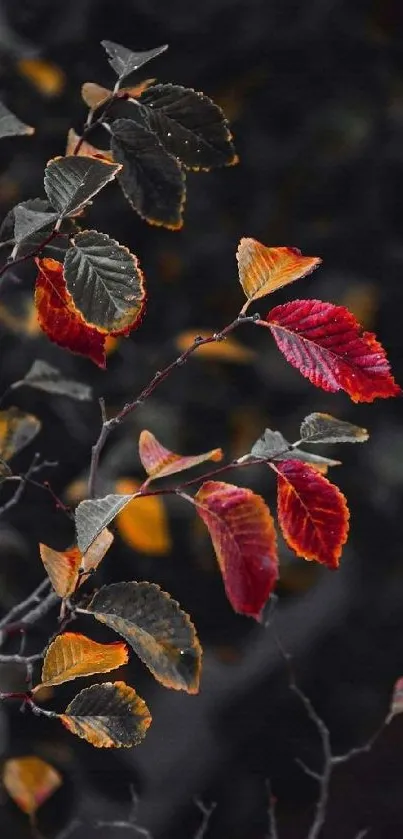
[250, 428, 340, 472]
[0, 102, 34, 138]
[101, 40, 168, 82]
[76, 493, 136, 553]
[85, 582, 202, 693]
[64, 230, 146, 333]
[0, 407, 41, 461]
[139, 84, 237, 170]
[110, 117, 186, 229]
[60, 681, 151, 748]
[300, 412, 369, 444]
[13, 205, 59, 254]
[44, 156, 121, 218]
[12, 360, 92, 401]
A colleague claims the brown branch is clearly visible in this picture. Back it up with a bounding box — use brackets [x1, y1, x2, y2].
[87, 314, 259, 497]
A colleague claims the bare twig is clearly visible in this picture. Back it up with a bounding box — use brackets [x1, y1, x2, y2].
[87, 314, 259, 497]
[193, 799, 216, 839]
[0, 229, 59, 283]
[266, 781, 279, 839]
[0, 577, 50, 629]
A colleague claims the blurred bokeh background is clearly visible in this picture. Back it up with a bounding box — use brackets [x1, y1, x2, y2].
[0, 0, 403, 837]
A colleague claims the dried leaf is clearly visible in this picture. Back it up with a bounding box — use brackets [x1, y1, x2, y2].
[85, 581, 201, 692]
[64, 230, 146, 334]
[275, 459, 349, 569]
[44, 155, 121, 218]
[175, 330, 255, 362]
[60, 681, 151, 748]
[38, 632, 128, 688]
[139, 429, 222, 481]
[115, 478, 171, 554]
[237, 239, 321, 309]
[3, 756, 61, 815]
[0, 407, 41, 461]
[195, 481, 278, 619]
[39, 543, 81, 597]
[81, 82, 113, 110]
[139, 84, 237, 170]
[265, 299, 401, 402]
[110, 117, 186, 229]
[299, 413, 369, 444]
[80, 527, 114, 582]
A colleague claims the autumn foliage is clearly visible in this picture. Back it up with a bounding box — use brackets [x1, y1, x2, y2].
[0, 36, 400, 807]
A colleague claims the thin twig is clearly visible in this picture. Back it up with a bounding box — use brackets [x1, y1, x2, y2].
[0, 578, 50, 629]
[0, 229, 59, 282]
[87, 314, 259, 497]
[266, 781, 279, 839]
[193, 800, 216, 839]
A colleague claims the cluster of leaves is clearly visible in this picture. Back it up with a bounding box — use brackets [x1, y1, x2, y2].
[0, 38, 400, 764]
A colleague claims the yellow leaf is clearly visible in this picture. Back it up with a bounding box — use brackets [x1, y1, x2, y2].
[115, 478, 171, 554]
[17, 59, 65, 98]
[236, 238, 321, 310]
[175, 330, 255, 363]
[60, 681, 151, 748]
[3, 756, 62, 815]
[37, 632, 128, 688]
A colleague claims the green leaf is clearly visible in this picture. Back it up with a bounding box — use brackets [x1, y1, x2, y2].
[101, 40, 168, 82]
[76, 493, 136, 553]
[139, 84, 237, 170]
[60, 681, 151, 748]
[300, 413, 369, 444]
[0, 102, 34, 139]
[63, 230, 146, 333]
[44, 156, 121, 218]
[110, 117, 186, 229]
[85, 582, 202, 693]
[11, 360, 92, 401]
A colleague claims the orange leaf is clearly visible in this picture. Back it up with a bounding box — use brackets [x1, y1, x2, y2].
[81, 82, 113, 110]
[274, 459, 349, 569]
[39, 543, 81, 597]
[65, 128, 113, 161]
[175, 330, 255, 362]
[237, 238, 321, 310]
[3, 756, 61, 815]
[60, 681, 151, 748]
[139, 429, 222, 481]
[195, 481, 278, 619]
[37, 632, 128, 688]
[35, 257, 108, 367]
[17, 58, 65, 98]
[115, 478, 171, 554]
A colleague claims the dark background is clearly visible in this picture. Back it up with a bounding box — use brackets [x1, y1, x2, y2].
[0, 0, 403, 837]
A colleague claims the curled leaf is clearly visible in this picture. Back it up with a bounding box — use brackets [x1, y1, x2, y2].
[274, 459, 349, 569]
[38, 632, 128, 688]
[39, 543, 81, 597]
[35, 257, 108, 367]
[139, 429, 222, 481]
[85, 581, 201, 693]
[195, 481, 278, 619]
[237, 238, 321, 309]
[3, 756, 61, 815]
[265, 299, 401, 402]
[60, 681, 151, 748]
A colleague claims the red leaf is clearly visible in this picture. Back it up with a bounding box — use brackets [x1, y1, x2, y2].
[265, 299, 400, 403]
[139, 429, 222, 481]
[274, 459, 349, 569]
[35, 258, 107, 367]
[195, 481, 278, 619]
